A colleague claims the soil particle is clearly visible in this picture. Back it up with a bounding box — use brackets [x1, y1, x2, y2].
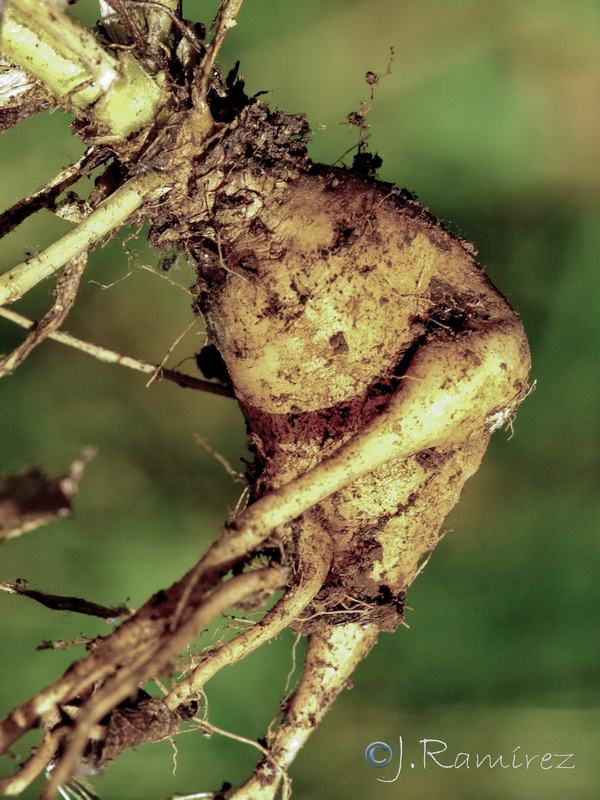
[329, 331, 349, 355]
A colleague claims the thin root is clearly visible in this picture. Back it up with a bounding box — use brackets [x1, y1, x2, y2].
[0, 147, 108, 238]
[165, 518, 332, 710]
[0, 252, 87, 377]
[0, 306, 234, 397]
[228, 623, 378, 800]
[0, 729, 64, 796]
[0, 565, 287, 796]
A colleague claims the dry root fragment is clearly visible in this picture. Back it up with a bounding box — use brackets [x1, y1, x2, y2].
[0, 581, 130, 620]
[0, 450, 94, 543]
[0, 146, 107, 237]
[0, 252, 87, 378]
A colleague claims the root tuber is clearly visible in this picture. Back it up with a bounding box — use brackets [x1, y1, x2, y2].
[160, 104, 531, 633]
[150, 100, 531, 794]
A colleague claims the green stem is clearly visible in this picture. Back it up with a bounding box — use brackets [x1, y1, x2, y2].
[1, 0, 166, 139]
[0, 172, 164, 305]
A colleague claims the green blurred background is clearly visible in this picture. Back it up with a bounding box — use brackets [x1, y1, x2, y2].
[1, 0, 598, 798]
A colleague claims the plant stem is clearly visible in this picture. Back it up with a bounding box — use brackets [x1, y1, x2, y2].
[1, 0, 165, 138]
[2, 0, 119, 107]
[192, 0, 245, 108]
[0, 172, 163, 305]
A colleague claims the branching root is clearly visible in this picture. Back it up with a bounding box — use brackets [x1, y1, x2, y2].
[165, 517, 332, 710]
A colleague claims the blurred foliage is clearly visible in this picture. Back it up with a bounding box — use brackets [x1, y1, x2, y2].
[0, 0, 598, 798]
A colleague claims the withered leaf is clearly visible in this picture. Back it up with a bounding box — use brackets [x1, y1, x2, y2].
[0, 60, 55, 132]
[100, 697, 180, 766]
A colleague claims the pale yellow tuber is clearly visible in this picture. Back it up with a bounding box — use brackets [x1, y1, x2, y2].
[176, 121, 531, 631]
[153, 104, 531, 798]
